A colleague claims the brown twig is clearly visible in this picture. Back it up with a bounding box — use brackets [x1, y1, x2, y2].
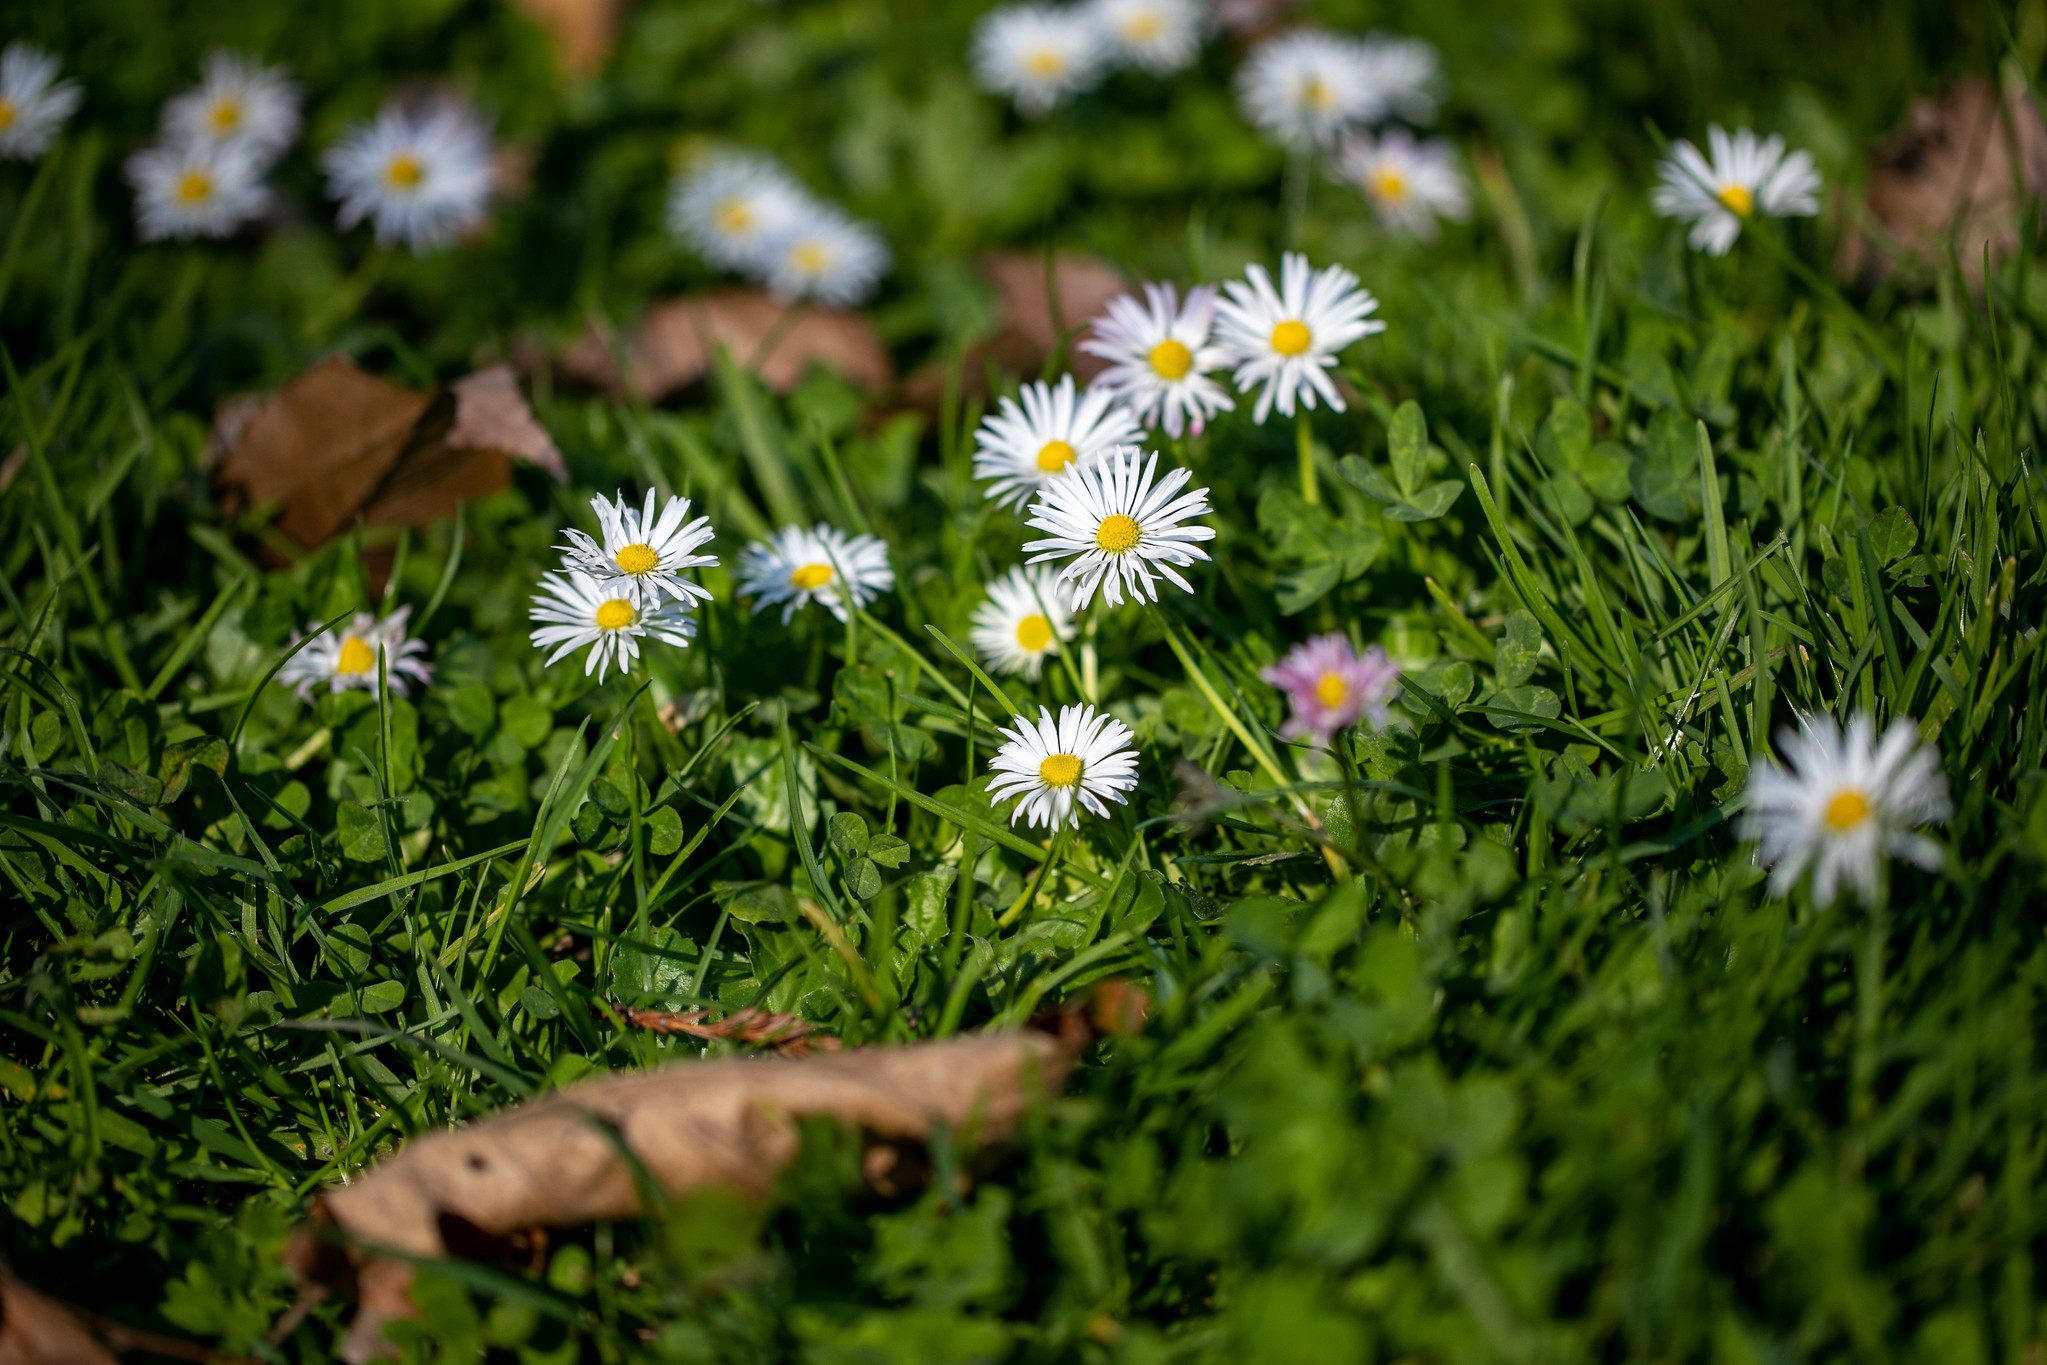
[611, 1003, 839, 1055]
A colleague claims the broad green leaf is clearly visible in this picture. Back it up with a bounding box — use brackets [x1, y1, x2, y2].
[609, 925, 694, 998]
[829, 810, 871, 859]
[1337, 455, 1405, 504]
[868, 832, 911, 868]
[1868, 506, 1919, 563]
[1631, 410, 1701, 522]
[1495, 610, 1544, 688]
[1277, 561, 1344, 615]
[1486, 684, 1562, 732]
[324, 922, 372, 977]
[1388, 401, 1429, 495]
[712, 880, 796, 924]
[1536, 398, 1592, 471]
[499, 695, 553, 749]
[445, 684, 495, 738]
[646, 803, 683, 856]
[337, 800, 387, 863]
[1385, 481, 1462, 521]
[846, 856, 883, 901]
[358, 980, 405, 1013]
[1579, 441, 1634, 503]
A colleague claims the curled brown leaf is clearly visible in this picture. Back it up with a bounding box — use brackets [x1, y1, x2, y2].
[559, 290, 892, 401]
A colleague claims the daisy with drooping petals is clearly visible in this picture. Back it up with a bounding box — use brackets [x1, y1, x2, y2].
[988, 703, 1141, 831]
[529, 571, 698, 683]
[667, 150, 812, 275]
[1740, 712, 1950, 908]
[1235, 29, 1374, 149]
[0, 44, 82, 162]
[162, 52, 300, 168]
[971, 565, 1077, 680]
[738, 524, 895, 624]
[1081, 282, 1236, 439]
[1215, 252, 1384, 423]
[1331, 127, 1469, 239]
[126, 141, 268, 241]
[1263, 633, 1400, 746]
[1651, 125, 1822, 257]
[974, 376, 1145, 511]
[1024, 447, 1215, 609]
[557, 490, 718, 610]
[762, 201, 891, 307]
[278, 607, 433, 701]
[1355, 33, 1443, 125]
[322, 100, 494, 254]
[971, 3, 1111, 116]
[1089, 0, 1206, 75]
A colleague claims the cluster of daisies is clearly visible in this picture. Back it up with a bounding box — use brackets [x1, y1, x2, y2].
[972, 0, 1209, 115]
[667, 150, 891, 307]
[124, 53, 299, 242]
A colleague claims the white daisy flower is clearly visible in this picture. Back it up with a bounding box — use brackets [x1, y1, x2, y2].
[971, 3, 1111, 116]
[1023, 446, 1215, 609]
[1079, 282, 1236, 439]
[971, 565, 1078, 680]
[1088, 0, 1206, 75]
[0, 43, 82, 162]
[988, 703, 1140, 831]
[557, 489, 718, 610]
[1354, 33, 1443, 125]
[1214, 252, 1384, 423]
[322, 100, 494, 255]
[1234, 29, 1374, 149]
[277, 607, 432, 701]
[737, 524, 895, 624]
[529, 570, 698, 683]
[161, 52, 300, 169]
[973, 375, 1146, 512]
[762, 201, 891, 307]
[1650, 125, 1822, 257]
[1330, 127, 1469, 239]
[1741, 712, 1950, 908]
[125, 141, 268, 242]
[667, 150, 812, 275]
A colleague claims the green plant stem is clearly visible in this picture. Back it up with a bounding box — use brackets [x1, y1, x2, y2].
[1297, 407, 1319, 506]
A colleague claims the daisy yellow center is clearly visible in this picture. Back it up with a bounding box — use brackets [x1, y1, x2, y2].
[209, 98, 243, 132]
[1016, 614, 1054, 652]
[1314, 672, 1347, 708]
[335, 638, 377, 675]
[1371, 167, 1411, 203]
[385, 153, 423, 189]
[1825, 788, 1872, 832]
[594, 599, 637, 631]
[0, 102, 15, 132]
[791, 563, 834, 590]
[1717, 183, 1754, 217]
[1123, 11, 1163, 40]
[1036, 439, 1077, 472]
[715, 199, 753, 233]
[1096, 513, 1141, 553]
[1302, 76, 1331, 111]
[1038, 753, 1083, 788]
[791, 241, 828, 274]
[1148, 338, 1193, 379]
[1024, 48, 1068, 78]
[1270, 319, 1312, 356]
[176, 170, 214, 204]
[614, 542, 659, 575]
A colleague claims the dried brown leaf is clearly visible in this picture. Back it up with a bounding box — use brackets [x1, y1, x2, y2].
[559, 290, 892, 400]
[448, 364, 566, 481]
[0, 1270, 114, 1365]
[615, 1003, 838, 1055]
[901, 252, 1128, 411]
[511, 0, 628, 76]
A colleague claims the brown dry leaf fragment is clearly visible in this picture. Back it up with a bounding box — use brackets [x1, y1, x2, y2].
[511, 0, 628, 77]
[448, 364, 567, 481]
[901, 252, 1128, 412]
[0, 1269, 115, 1365]
[614, 1003, 838, 1055]
[559, 290, 893, 401]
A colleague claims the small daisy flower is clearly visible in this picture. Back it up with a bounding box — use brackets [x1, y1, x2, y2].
[1214, 252, 1384, 423]
[737, 524, 895, 624]
[1024, 446, 1215, 609]
[0, 43, 83, 161]
[322, 100, 494, 255]
[126, 141, 268, 241]
[1263, 633, 1400, 746]
[974, 375, 1146, 512]
[557, 489, 718, 610]
[1088, 0, 1206, 75]
[277, 607, 432, 701]
[162, 52, 300, 168]
[667, 150, 812, 275]
[987, 703, 1140, 831]
[1741, 712, 1950, 908]
[1331, 127, 1469, 239]
[971, 565, 1078, 680]
[1080, 282, 1236, 439]
[529, 570, 698, 684]
[1235, 29, 1374, 149]
[762, 201, 891, 307]
[971, 3, 1111, 116]
[1354, 33, 1443, 125]
[1650, 125, 1822, 257]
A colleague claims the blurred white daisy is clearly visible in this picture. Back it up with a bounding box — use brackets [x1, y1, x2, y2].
[1024, 446, 1215, 609]
[971, 565, 1077, 680]
[974, 375, 1146, 511]
[1214, 252, 1384, 422]
[1089, 0, 1206, 75]
[762, 201, 891, 307]
[1080, 282, 1236, 439]
[738, 524, 894, 623]
[1331, 127, 1469, 239]
[323, 100, 494, 255]
[988, 703, 1140, 831]
[162, 52, 300, 168]
[971, 3, 1111, 116]
[1741, 712, 1950, 908]
[278, 608, 432, 701]
[126, 141, 268, 241]
[1354, 33, 1443, 125]
[0, 43, 82, 161]
[667, 150, 812, 275]
[529, 570, 697, 683]
[1651, 125, 1821, 256]
[557, 489, 718, 610]
[1234, 29, 1373, 148]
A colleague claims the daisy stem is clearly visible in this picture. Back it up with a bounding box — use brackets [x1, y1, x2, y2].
[1081, 617, 1100, 703]
[1296, 407, 1319, 506]
[1284, 138, 1311, 252]
[999, 830, 1066, 929]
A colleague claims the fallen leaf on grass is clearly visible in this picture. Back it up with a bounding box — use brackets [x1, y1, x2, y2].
[614, 1003, 839, 1055]
[902, 252, 1127, 411]
[510, 0, 628, 76]
[558, 290, 892, 400]
[0, 1269, 113, 1365]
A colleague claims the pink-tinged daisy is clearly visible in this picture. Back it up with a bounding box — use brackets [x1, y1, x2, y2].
[277, 608, 433, 701]
[1330, 127, 1469, 239]
[1263, 633, 1399, 745]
